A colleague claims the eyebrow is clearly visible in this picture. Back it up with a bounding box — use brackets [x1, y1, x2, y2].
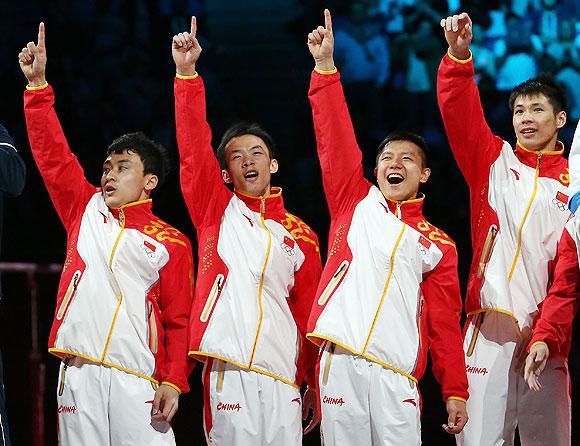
[103, 158, 132, 167]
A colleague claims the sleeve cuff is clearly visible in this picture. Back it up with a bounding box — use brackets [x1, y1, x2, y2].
[176, 72, 199, 80]
[447, 396, 467, 403]
[314, 66, 338, 75]
[527, 341, 548, 353]
[161, 381, 183, 394]
[446, 49, 473, 64]
[26, 82, 49, 91]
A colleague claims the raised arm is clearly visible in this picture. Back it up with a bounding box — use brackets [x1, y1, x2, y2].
[173, 17, 231, 228]
[0, 124, 26, 197]
[307, 9, 370, 217]
[437, 13, 503, 188]
[421, 245, 469, 434]
[19, 23, 95, 229]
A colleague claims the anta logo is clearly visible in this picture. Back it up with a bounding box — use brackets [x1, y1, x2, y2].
[510, 168, 520, 180]
[323, 396, 345, 406]
[217, 402, 242, 411]
[243, 214, 254, 227]
[291, 397, 301, 404]
[466, 364, 488, 376]
[58, 405, 77, 414]
[402, 398, 417, 407]
[99, 211, 108, 224]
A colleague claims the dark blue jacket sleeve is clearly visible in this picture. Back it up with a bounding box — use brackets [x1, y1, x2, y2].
[0, 124, 26, 197]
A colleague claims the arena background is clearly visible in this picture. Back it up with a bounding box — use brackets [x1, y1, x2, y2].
[0, 0, 579, 444]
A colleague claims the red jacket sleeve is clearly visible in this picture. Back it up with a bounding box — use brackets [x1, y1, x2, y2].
[174, 75, 232, 228]
[24, 85, 97, 229]
[158, 239, 195, 393]
[529, 225, 580, 355]
[436, 54, 504, 189]
[308, 70, 371, 218]
[422, 245, 469, 401]
[288, 228, 322, 389]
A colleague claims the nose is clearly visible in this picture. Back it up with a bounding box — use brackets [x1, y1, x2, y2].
[520, 110, 533, 123]
[242, 157, 254, 168]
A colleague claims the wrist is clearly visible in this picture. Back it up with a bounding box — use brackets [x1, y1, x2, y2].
[448, 47, 471, 62]
[315, 59, 335, 72]
[27, 76, 47, 88]
[176, 65, 197, 77]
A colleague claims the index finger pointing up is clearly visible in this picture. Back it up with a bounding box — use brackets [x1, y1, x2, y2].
[190, 16, 197, 37]
[324, 9, 332, 32]
[38, 22, 46, 48]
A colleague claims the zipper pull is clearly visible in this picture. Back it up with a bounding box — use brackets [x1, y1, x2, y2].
[538, 152, 542, 170]
[396, 202, 402, 219]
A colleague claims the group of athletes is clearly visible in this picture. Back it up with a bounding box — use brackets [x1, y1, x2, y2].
[9, 7, 580, 446]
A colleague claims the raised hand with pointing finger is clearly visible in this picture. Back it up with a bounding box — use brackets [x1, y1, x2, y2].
[307, 9, 335, 72]
[172, 16, 202, 76]
[18, 22, 47, 87]
[439, 12, 472, 61]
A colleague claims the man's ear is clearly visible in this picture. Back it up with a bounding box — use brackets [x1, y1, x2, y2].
[420, 167, 431, 184]
[270, 159, 279, 174]
[144, 174, 159, 192]
[556, 110, 567, 129]
[222, 169, 232, 184]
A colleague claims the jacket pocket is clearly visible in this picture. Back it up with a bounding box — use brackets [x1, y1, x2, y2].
[466, 313, 485, 357]
[200, 275, 224, 323]
[58, 358, 71, 396]
[318, 261, 349, 306]
[322, 343, 335, 386]
[147, 301, 159, 354]
[56, 270, 82, 320]
[477, 225, 498, 279]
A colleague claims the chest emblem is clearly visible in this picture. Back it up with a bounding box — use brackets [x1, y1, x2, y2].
[243, 214, 254, 227]
[418, 236, 431, 255]
[552, 191, 569, 212]
[281, 236, 295, 256]
[510, 168, 520, 180]
[143, 240, 157, 258]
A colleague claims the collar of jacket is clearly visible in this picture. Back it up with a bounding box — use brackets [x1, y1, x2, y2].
[385, 194, 425, 220]
[515, 140, 565, 171]
[234, 187, 285, 214]
[110, 198, 153, 225]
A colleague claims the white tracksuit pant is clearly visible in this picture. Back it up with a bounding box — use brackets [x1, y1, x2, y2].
[57, 357, 175, 446]
[457, 311, 571, 446]
[318, 343, 421, 446]
[202, 358, 303, 445]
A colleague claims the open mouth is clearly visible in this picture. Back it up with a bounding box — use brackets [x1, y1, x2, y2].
[521, 128, 536, 136]
[104, 184, 116, 195]
[244, 171, 258, 180]
[387, 173, 404, 185]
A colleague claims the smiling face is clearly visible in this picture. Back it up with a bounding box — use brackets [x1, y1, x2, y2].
[375, 140, 430, 202]
[512, 93, 566, 151]
[101, 150, 158, 208]
[221, 134, 279, 197]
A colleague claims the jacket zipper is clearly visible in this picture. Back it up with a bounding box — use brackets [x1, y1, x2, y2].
[56, 270, 82, 320]
[317, 261, 349, 306]
[200, 275, 224, 322]
[248, 197, 272, 368]
[362, 223, 406, 354]
[101, 208, 126, 362]
[477, 225, 498, 278]
[508, 153, 541, 282]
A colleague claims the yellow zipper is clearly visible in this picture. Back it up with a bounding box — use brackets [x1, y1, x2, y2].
[58, 358, 70, 396]
[411, 297, 425, 373]
[466, 313, 484, 357]
[317, 261, 349, 306]
[362, 224, 406, 354]
[101, 208, 126, 362]
[322, 343, 335, 385]
[508, 154, 541, 282]
[56, 270, 82, 320]
[200, 275, 224, 322]
[248, 197, 272, 367]
[477, 225, 498, 278]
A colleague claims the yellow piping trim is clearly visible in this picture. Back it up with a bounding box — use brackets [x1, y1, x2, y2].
[119, 198, 152, 209]
[477, 226, 497, 278]
[100, 293, 123, 362]
[248, 202, 272, 367]
[362, 224, 406, 353]
[517, 140, 564, 155]
[187, 351, 299, 388]
[466, 313, 483, 357]
[314, 67, 338, 75]
[447, 49, 472, 64]
[176, 72, 199, 80]
[508, 156, 540, 281]
[306, 334, 418, 383]
[26, 82, 49, 91]
[149, 308, 158, 353]
[529, 341, 548, 350]
[48, 348, 159, 383]
[385, 194, 425, 205]
[161, 381, 182, 394]
[447, 396, 467, 403]
[217, 360, 225, 392]
[322, 346, 333, 385]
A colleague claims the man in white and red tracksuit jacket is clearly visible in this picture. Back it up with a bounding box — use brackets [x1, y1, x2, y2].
[438, 12, 571, 446]
[20, 23, 193, 445]
[305, 10, 468, 445]
[524, 120, 580, 395]
[172, 18, 322, 445]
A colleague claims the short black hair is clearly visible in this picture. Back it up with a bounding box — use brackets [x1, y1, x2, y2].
[509, 74, 567, 114]
[216, 122, 277, 169]
[106, 132, 171, 190]
[375, 130, 429, 167]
